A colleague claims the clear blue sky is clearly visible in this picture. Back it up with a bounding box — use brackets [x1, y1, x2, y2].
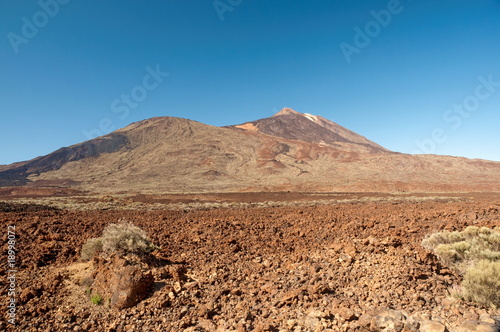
[1, 0, 500, 165]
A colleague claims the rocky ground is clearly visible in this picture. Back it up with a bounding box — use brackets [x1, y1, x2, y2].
[1, 193, 500, 331]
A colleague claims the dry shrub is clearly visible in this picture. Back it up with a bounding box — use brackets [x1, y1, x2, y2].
[422, 226, 500, 307]
[81, 237, 104, 262]
[81, 221, 157, 261]
[422, 226, 500, 273]
[460, 260, 500, 307]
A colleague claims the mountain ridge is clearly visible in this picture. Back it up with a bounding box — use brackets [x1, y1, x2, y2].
[1, 108, 499, 193]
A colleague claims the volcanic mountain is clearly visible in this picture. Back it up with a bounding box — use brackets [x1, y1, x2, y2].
[229, 108, 387, 153]
[1, 108, 499, 193]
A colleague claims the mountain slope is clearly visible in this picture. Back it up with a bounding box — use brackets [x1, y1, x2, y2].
[230, 108, 388, 153]
[0, 134, 129, 186]
[1, 109, 499, 193]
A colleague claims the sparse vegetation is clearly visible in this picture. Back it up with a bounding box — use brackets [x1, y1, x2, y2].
[422, 226, 500, 307]
[90, 293, 103, 305]
[81, 221, 157, 261]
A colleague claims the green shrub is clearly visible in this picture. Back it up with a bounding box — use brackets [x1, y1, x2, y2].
[422, 226, 500, 307]
[80, 221, 157, 261]
[90, 293, 103, 305]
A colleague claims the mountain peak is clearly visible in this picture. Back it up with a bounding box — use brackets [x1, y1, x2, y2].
[236, 108, 388, 152]
[273, 108, 300, 117]
[273, 108, 320, 124]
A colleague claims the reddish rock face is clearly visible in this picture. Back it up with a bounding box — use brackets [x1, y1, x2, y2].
[91, 255, 154, 310]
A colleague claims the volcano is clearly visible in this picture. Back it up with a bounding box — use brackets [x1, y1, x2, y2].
[1, 108, 499, 193]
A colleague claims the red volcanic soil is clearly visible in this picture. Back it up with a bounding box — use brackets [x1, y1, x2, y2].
[0, 186, 85, 199]
[1, 194, 500, 331]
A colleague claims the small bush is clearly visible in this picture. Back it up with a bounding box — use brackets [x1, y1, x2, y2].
[90, 293, 103, 305]
[80, 221, 157, 261]
[422, 226, 500, 307]
[100, 222, 156, 254]
[461, 260, 500, 307]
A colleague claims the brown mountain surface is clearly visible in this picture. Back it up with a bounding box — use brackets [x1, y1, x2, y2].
[0, 108, 499, 193]
[230, 108, 388, 153]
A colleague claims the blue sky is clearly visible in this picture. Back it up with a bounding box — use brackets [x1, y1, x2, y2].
[1, 0, 500, 165]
